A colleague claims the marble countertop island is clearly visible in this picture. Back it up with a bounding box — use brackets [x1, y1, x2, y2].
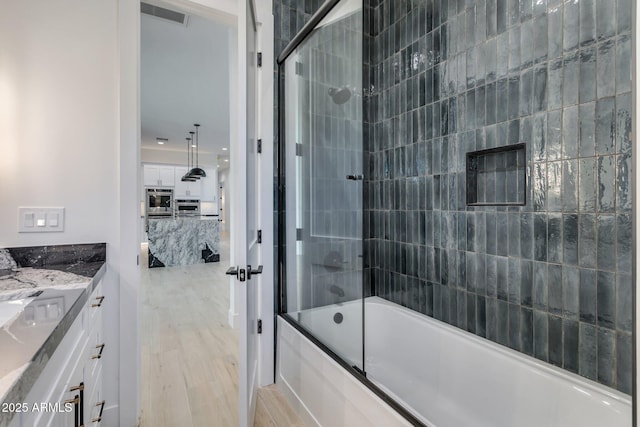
[0, 244, 106, 425]
[147, 216, 220, 268]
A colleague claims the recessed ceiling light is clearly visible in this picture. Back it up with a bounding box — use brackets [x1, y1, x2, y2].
[224, 159, 229, 162]
[222, 147, 228, 151]
[191, 144, 196, 148]
[156, 137, 168, 145]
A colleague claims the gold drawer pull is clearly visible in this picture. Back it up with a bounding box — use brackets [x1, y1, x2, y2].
[91, 296, 105, 307]
[92, 400, 106, 423]
[69, 382, 84, 392]
[64, 396, 79, 405]
[91, 343, 105, 359]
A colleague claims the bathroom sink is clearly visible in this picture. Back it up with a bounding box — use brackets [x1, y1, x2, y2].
[0, 299, 33, 328]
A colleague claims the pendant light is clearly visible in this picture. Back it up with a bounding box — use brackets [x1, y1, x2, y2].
[188, 123, 207, 178]
[181, 136, 196, 182]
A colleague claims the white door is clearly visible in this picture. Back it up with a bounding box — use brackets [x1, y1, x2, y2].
[228, 1, 261, 426]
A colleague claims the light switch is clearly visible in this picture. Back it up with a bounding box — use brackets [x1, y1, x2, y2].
[19, 207, 65, 233]
[48, 213, 59, 227]
[24, 213, 35, 227]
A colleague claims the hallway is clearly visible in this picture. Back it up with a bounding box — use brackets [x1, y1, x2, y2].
[140, 232, 303, 426]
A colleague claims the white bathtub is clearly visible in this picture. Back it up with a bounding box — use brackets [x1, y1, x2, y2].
[279, 297, 632, 427]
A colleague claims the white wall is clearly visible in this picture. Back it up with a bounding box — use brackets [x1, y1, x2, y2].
[141, 147, 218, 167]
[0, 0, 118, 248]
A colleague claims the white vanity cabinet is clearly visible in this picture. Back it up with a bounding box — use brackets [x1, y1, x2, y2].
[9, 281, 106, 427]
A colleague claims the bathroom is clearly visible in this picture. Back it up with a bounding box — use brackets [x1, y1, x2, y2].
[274, 0, 634, 426]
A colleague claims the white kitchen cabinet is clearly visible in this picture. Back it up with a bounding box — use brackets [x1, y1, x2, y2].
[143, 164, 175, 187]
[174, 167, 202, 198]
[9, 281, 106, 427]
[200, 167, 218, 202]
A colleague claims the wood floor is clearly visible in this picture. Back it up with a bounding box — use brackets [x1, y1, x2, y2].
[139, 232, 304, 427]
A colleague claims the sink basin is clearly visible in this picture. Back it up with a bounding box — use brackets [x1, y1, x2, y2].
[0, 299, 34, 328]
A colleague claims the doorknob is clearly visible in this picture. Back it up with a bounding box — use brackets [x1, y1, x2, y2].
[226, 266, 246, 282]
[247, 265, 263, 280]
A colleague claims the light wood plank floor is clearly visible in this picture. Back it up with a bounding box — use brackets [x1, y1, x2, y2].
[140, 232, 304, 427]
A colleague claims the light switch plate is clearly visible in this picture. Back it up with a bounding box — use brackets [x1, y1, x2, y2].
[18, 207, 65, 233]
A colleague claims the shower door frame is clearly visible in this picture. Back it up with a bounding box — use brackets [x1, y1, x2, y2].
[276, 0, 425, 425]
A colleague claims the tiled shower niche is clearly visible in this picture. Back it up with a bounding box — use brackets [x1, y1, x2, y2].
[466, 144, 527, 206]
[363, 0, 632, 394]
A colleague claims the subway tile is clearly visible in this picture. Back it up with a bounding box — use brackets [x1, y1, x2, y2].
[548, 315, 563, 367]
[533, 15, 548, 62]
[579, 102, 596, 157]
[520, 307, 534, 356]
[562, 52, 581, 106]
[548, 60, 563, 111]
[485, 214, 497, 255]
[597, 40, 616, 99]
[508, 258, 521, 304]
[579, 323, 597, 380]
[617, 153, 632, 213]
[616, 274, 632, 333]
[563, 0, 579, 52]
[547, 7, 563, 59]
[497, 299, 509, 346]
[579, 47, 596, 103]
[476, 295, 487, 338]
[579, 214, 597, 267]
[533, 310, 548, 361]
[562, 266, 580, 320]
[486, 296, 498, 341]
[547, 214, 562, 264]
[578, 159, 596, 212]
[563, 319, 579, 373]
[579, 269, 597, 324]
[596, 0, 616, 41]
[508, 214, 521, 257]
[596, 97, 616, 155]
[467, 293, 477, 333]
[533, 261, 547, 310]
[596, 215, 616, 271]
[547, 161, 562, 212]
[596, 271, 616, 329]
[597, 328, 615, 387]
[520, 259, 533, 307]
[617, 0, 632, 33]
[497, 256, 509, 301]
[615, 36, 631, 94]
[562, 160, 578, 212]
[617, 214, 632, 274]
[520, 213, 534, 259]
[548, 264, 563, 315]
[597, 156, 616, 212]
[561, 106, 579, 159]
[533, 214, 547, 261]
[533, 66, 548, 113]
[508, 303, 521, 351]
[617, 333, 632, 394]
[579, 0, 597, 46]
[496, 213, 509, 256]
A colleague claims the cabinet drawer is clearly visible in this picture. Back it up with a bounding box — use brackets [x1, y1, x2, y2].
[85, 281, 104, 327]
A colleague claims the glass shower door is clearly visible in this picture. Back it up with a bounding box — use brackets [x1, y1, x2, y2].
[281, 0, 364, 370]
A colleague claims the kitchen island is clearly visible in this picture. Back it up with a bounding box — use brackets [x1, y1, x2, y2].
[147, 216, 220, 268]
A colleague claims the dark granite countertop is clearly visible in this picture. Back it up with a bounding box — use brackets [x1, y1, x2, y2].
[0, 244, 106, 427]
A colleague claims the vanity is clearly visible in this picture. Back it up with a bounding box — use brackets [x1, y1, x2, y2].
[147, 216, 220, 268]
[0, 244, 107, 427]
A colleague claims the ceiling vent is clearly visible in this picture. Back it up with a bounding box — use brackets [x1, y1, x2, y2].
[141, 2, 189, 26]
